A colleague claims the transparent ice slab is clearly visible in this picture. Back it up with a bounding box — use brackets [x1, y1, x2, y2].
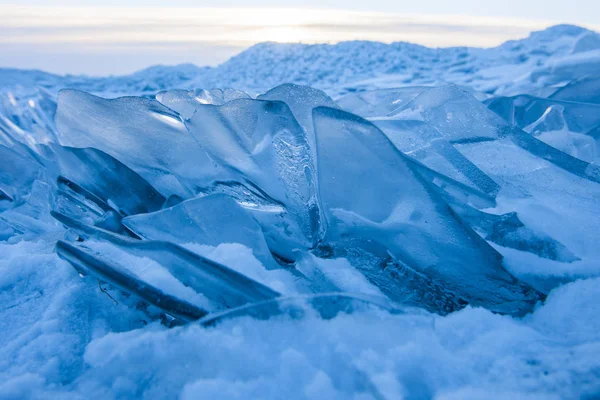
[313, 106, 543, 315]
[55, 89, 229, 198]
[122, 194, 281, 270]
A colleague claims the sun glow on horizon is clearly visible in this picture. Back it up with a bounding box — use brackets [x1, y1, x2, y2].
[5, 5, 596, 46]
[2, 5, 599, 74]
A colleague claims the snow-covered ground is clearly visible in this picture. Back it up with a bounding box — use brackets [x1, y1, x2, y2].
[2, 238, 599, 399]
[1, 24, 600, 399]
[2, 24, 600, 98]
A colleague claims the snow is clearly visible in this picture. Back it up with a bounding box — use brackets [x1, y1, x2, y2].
[184, 243, 301, 295]
[1, 23, 600, 399]
[2, 25, 599, 99]
[2, 238, 599, 398]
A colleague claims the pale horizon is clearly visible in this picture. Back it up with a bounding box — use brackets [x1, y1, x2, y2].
[2, 2, 599, 75]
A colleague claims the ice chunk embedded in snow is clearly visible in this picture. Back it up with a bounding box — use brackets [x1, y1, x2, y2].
[56, 239, 209, 322]
[395, 85, 600, 183]
[54, 214, 281, 312]
[551, 73, 600, 104]
[448, 201, 579, 263]
[185, 98, 321, 250]
[313, 106, 542, 315]
[46, 144, 166, 216]
[156, 88, 251, 119]
[199, 293, 412, 327]
[0, 144, 44, 203]
[487, 95, 600, 163]
[258, 84, 339, 161]
[373, 118, 501, 197]
[0, 87, 58, 148]
[337, 87, 428, 118]
[55, 90, 227, 198]
[0, 180, 60, 239]
[122, 194, 280, 271]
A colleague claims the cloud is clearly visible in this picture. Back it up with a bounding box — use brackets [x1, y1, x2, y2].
[1, 5, 598, 75]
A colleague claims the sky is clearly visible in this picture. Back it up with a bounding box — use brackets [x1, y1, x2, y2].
[1, 0, 599, 76]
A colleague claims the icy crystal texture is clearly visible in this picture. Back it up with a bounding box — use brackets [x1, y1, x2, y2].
[8, 82, 581, 322]
[55, 89, 228, 198]
[55, 214, 280, 314]
[3, 26, 600, 399]
[184, 97, 321, 258]
[122, 194, 281, 270]
[4, 27, 600, 327]
[313, 107, 541, 314]
[3, 73, 595, 325]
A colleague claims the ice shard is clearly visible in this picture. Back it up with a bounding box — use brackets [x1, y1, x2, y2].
[55, 89, 228, 198]
[523, 105, 596, 163]
[393, 85, 600, 183]
[407, 157, 579, 263]
[550, 73, 600, 104]
[487, 94, 600, 163]
[0, 187, 10, 204]
[51, 177, 115, 232]
[122, 194, 281, 270]
[313, 106, 542, 315]
[156, 88, 251, 119]
[447, 201, 579, 263]
[487, 94, 600, 136]
[372, 118, 501, 197]
[54, 213, 281, 311]
[0, 144, 45, 204]
[390, 85, 501, 142]
[258, 84, 338, 159]
[0, 87, 58, 148]
[405, 156, 497, 210]
[193, 180, 308, 262]
[45, 144, 166, 216]
[336, 87, 428, 118]
[0, 180, 60, 238]
[199, 293, 412, 326]
[524, 104, 568, 135]
[56, 238, 209, 322]
[185, 98, 321, 254]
